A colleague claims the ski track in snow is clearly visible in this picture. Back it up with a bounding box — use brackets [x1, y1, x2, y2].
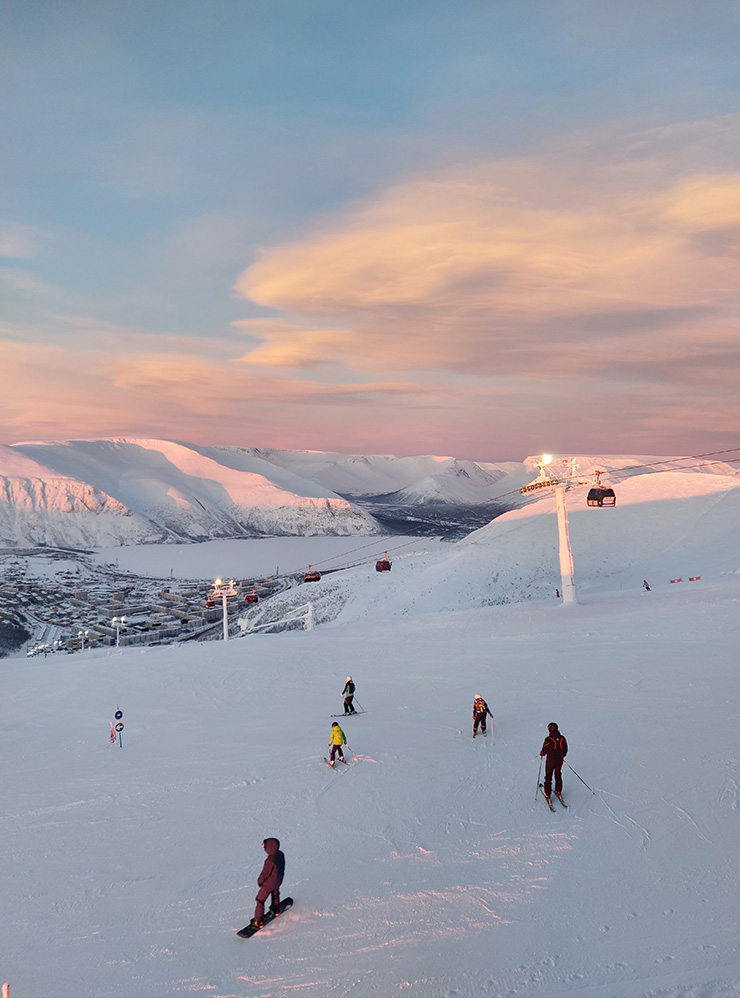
[4, 476, 740, 997]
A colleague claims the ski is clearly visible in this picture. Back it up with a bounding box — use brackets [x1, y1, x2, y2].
[556, 794, 568, 808]
[330, 712, 366, 717]
[324, 757, 350, 768]
[539, 784, 556, 811]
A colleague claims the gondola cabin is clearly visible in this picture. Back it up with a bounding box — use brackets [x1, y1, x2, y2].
[587, 487, 616, 507]
[375, 552, 392, 573]
[205, 597, 216, 609]
[244, 591, 259, 605]
[303, 565, 322, 582]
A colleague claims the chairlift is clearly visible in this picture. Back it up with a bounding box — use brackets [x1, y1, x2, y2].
[375, 552, 392, 573]
[244, 590, 259, 605]
[587, 487, 616, 507]
[303, 565, 322, 583]
[205, 597, 216, 609]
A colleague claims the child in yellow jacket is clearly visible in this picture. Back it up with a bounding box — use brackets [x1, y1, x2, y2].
[328, 721, 347, 766]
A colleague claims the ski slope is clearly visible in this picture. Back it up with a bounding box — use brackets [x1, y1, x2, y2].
[2, 472, 740, 998]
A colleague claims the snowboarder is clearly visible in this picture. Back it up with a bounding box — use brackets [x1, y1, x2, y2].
[328, 721, 347, 765]
[342, 676, 356, 714]
[250, 837, 286, 930]
[540, 722, 568, 803]
[472, 694, 493, 737]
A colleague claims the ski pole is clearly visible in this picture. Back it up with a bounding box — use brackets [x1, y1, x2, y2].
[346, 743, 358, 761]
[535, 757, 543, 801]
[564, 760, 595, 794]
[354, 698, 364, 712]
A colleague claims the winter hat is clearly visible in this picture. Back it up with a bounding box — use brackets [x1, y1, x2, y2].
[548, 722, 559, 732]
[332, 721, 338, 727]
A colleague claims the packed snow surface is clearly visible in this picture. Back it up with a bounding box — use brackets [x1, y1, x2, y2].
[2, 467, 740, 998]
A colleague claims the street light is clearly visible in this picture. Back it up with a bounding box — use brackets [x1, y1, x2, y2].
[209, 578, 238, 641]
[112, 616, 127, 647]
[78, 629, 90, 651]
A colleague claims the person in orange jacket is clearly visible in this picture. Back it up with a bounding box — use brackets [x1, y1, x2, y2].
[472, 694, 493, 737]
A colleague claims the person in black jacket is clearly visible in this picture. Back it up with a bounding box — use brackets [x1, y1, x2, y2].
[342, 676, 356, 714]
[250, 837, 286, 928]
[540, 723, 568, 802]
[472, 695, 493, 737]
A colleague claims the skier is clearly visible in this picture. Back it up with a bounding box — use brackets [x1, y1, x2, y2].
[342, 676, 356, 714]
[250, 837, 286, 930]
[643, 579, 651, 591]
[328, 721, 347, 766]
[472, 694, 493, 737]
[540, 722, 568, 804]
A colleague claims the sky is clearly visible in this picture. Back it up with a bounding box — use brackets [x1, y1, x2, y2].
[1, 0, 739, 461]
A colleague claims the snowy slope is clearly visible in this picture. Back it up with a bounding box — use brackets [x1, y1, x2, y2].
[2, 519, 740, 998]
[5, 439, 379, 546]
[235, 469, 740, 630]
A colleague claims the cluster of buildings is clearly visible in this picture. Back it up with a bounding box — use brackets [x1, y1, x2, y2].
[0, 549, 281, 656]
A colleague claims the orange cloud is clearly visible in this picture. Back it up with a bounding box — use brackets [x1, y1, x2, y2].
[233, 133, 740, 380]
[233, 318, 361, 369]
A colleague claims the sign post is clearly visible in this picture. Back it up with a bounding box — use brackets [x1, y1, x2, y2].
[114, 707, 124, 748]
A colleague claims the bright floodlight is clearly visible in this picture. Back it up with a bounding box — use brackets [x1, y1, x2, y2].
[214, 578, 223, 585]
[542, 454, 552, 464]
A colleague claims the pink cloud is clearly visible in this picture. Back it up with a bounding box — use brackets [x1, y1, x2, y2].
[0, 328, 438, 448]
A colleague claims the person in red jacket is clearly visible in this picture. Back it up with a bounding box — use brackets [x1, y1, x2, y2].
[250, 837, 286, 929]
[540, 722, 568, 802]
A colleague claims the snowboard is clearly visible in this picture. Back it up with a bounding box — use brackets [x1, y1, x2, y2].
[237, 897, 293, 937]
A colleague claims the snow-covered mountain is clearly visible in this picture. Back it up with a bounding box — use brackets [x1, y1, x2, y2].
[219, 448, 519, 501]
[1, 439, 737, 549]
[0, 439, 525, 548]
[2, 439, 380, 547]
